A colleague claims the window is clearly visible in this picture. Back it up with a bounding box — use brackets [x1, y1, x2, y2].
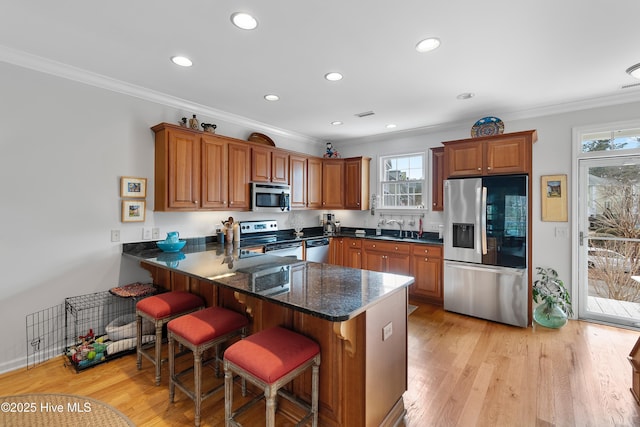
[379, 153, 425, 208]
[581, 127, 640, 153]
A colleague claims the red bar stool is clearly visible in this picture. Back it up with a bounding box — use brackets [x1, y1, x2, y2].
[168, 306, 249, 427]
[223, 326, 321, 427]
[136, 291, 205, 385]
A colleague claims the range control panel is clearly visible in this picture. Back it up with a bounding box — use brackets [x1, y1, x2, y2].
[239, 220, 278, 235]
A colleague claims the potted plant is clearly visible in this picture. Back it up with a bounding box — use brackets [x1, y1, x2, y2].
[533, 266, 573, 328]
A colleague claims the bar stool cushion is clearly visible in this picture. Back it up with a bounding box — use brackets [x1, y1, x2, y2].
[137, 291, 204, 319]
[168, 307, 249, 345]
[224, 326, 320, 384]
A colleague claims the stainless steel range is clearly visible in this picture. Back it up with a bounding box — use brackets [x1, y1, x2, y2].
[238, 220, 303, 260]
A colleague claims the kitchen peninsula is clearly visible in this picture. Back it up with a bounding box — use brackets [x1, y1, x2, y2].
[128, 248, 413, 427]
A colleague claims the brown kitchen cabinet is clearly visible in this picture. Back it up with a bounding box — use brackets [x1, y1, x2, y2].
[153, 123, 250, 211]
[345, 157, 371, 210]
[409, 244, 443, 304]
[329, 237, 344, 265]
[322, 159, 345, 209]
[443, 130, 537, 178]
[431, 147, 444, 211]
[307, 157, 323, 209]
[251, 145, 289, 184]
[289, 154, 307, 209]
[343, 238, 362, 268]
[362, 240, 410, 275]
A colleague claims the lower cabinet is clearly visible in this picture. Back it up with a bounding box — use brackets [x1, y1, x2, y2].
[344, 238, 362, 268]
[362, 240, 410, 274]
[409, 244, 443, 304]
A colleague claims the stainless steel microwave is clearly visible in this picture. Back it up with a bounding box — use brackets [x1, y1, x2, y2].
[251, 182, 291, 212]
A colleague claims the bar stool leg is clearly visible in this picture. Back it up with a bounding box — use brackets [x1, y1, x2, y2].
[312, 359, 320, 427]
[265, 386, 277, 427]
[194, 350, 202, 427]
[224, 365, 233, 427]
[153, 321, 163, 385]
[169, 332, 176, 402]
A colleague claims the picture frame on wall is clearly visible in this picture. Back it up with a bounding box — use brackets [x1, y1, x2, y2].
[120, 176, 147, 198]
[541, 174, 568, 222]
[122, 200, 146, 222]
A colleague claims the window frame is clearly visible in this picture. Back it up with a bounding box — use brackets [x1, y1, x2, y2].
[378, 151, 427, 210]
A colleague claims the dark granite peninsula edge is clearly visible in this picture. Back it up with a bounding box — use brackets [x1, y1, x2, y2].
[134, 249, 413, 427]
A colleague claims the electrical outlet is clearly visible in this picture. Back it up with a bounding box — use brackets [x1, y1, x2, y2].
[111, 229, 120, 242]
[142, 227, 152, 240]
[382, 322, 393, 341]
[152, 228, 160, 239]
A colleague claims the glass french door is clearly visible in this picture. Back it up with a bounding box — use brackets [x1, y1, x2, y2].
[578, 156, 640, 328]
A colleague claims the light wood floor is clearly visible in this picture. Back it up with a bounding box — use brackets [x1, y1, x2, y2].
[1, 301, 639, 426]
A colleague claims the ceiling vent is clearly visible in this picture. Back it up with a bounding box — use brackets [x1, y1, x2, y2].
[355, 111, 375, 118]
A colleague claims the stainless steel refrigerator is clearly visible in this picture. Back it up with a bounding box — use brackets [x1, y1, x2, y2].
[443, 175, 528, 327]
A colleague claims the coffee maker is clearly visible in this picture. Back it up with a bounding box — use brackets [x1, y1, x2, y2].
[322, 213, 335, 235]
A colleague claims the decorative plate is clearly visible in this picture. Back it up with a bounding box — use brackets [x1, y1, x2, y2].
[471, 116, 504, 138]
[248, 132, 276, 146]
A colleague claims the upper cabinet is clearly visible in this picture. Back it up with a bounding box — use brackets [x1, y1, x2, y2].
[443, 130, 537, 178]
[152, 123, 249, 211]
[430, 147, 444, 211]
[345, 157, 370, 210]
[152, 123, 370, 212]
[251, 145, 289, 184]
[322, 159, 345, 209]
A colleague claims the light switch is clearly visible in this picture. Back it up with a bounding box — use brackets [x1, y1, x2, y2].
[382, 322, 393, 341]
[555, 226, 568, 239]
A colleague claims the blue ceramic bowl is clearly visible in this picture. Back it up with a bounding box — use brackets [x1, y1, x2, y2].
[156, 240, 186, 253]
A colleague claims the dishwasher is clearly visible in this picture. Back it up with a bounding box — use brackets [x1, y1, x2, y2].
[305, 237, 330, 263]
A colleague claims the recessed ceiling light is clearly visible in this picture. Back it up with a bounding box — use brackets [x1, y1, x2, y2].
[325, 72, 343, 82]
[264, 94, 279, 101]
[331, 121, 343, 126]
[231, 12, 258, 30]
[626, 63, 640, 79]
[170, 56, 193, 67]
[456, 92, 475, 100]
[415, 37, 441, 53]
[386, 124, 397, 129]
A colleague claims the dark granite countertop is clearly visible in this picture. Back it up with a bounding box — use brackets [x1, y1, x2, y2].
[133, 249, 413, 322]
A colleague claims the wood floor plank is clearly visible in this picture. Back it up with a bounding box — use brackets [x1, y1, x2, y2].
[1, 302, 639, 426]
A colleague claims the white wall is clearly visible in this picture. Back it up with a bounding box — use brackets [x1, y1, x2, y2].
[2, 59, 640, 372]
[0, 62, 322, 372]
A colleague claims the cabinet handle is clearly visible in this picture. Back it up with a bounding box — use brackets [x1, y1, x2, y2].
[487, 166, 492, 170]
[424, 249, 429, 254]
[372, 244, 376, 248]
[357, 202, 360, 206]
[477, 167, 482, 171]
[394, 246, 398, 250]
[193, 200, 198, 204]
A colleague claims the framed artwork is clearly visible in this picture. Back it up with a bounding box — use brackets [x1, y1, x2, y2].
[120, 176, 147, 198]
[541, 174, 568, 222]
[122, 200, 146, 222]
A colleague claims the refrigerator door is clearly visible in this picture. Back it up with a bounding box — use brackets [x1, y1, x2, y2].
[444, 178, 483, 263]
[443, 260, 528, 327]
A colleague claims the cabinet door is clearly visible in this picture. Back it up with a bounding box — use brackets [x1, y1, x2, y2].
[387, 252, 410, 275]
[166, 128, 200, 209]
[362, 251, 386, 272]
[344, 238, 362, 268]
[410, 245, 443, 302]
[431, 147, 444, 211]
[228, 142, 251, 209]
[201, 135, 228, 209]
[307, 157, 323, 209]
[251, 146, 272, 182]
[289, 154, 307, 209]
[445, 140, 483, 178]
[486, 137, 529, 175]
[322, 159, 345, 208]
[271, 149, 289, 183]
[329, 237, 344, 265]
[344, 157, 370, 210]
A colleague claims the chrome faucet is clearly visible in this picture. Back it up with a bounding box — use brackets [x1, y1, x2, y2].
[386, 219, 405, 237]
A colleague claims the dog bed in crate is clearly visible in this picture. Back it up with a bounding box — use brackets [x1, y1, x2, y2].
[106, 313, 153, 341]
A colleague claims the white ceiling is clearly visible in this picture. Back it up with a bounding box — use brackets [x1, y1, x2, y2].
[2, 1, 640, 144]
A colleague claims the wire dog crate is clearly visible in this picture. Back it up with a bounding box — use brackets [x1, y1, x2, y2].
[64, 291, 138, 371]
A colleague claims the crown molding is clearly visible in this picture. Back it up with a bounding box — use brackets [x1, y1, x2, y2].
[0, 44, 324, 146]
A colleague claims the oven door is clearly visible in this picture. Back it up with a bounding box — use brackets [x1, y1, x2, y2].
[264, 241, 303, 259]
